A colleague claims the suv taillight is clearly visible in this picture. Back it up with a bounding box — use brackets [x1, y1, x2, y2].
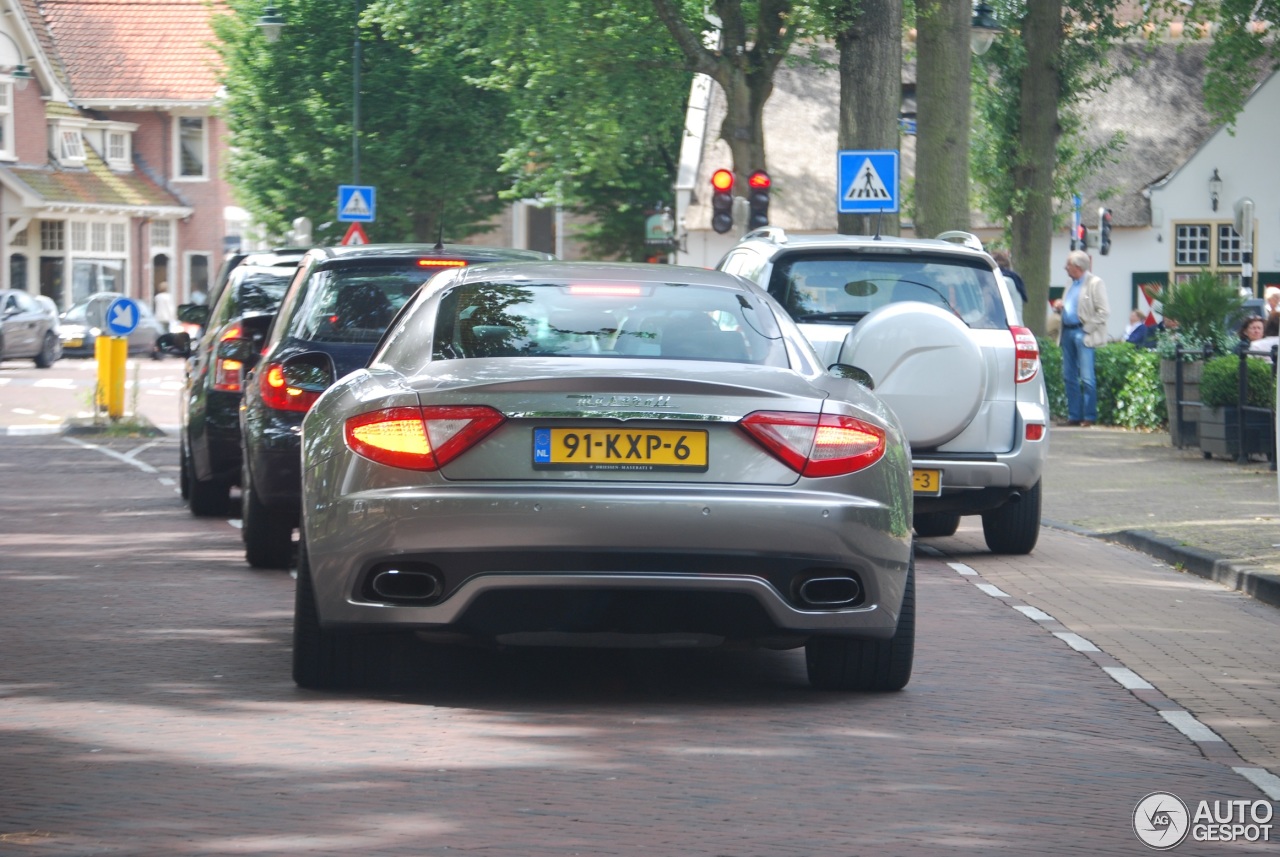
[344, 406, 506, 470]
[1011, 326, 1040, 384]
[740, 411, 885, 477]
[259, 362, 323, 413]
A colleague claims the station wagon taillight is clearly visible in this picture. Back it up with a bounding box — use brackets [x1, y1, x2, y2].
[345, 405, 506, 470]
[740, 411, 885, 477]
[212, 357, 244, 392]
[1011, 326, 1040, 383]
[259, 362, 323, 413]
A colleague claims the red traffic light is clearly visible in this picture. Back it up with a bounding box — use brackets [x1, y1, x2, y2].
[748, 170, 770, 190]
[711, 169, 734, 192]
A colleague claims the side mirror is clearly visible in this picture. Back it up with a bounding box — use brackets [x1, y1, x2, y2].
[156, 332, 193, 357]
[829, 363, 874, 389]
[177, 303, 209, 328]
[282, 351, 337, 393]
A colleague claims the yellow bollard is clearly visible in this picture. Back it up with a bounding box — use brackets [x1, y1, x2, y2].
[107, 336, 127, 420]
[94, 336, 110, 413]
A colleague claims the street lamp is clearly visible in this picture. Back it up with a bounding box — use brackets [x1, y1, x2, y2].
[255, 1, 361, 184]
[1209, 168, 1222, 212]
[970, 2, 1001, 56]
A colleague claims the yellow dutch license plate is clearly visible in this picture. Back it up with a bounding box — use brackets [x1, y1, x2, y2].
[533, 427, 708, 472]
[65, 338, 84, 348]
[912, 468, 942, 495]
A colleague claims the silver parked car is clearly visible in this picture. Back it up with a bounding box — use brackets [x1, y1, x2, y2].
[0, 289, 61, 367]
[718, 229, 1049, 554]
[291, 261, 915, 691]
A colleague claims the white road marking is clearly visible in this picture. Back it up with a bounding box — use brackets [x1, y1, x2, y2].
[158, 477, 176, 486]
[1053, 632, 1100, 652]
[947, 562, 978, 576]
[1013, 605, 1055, 622]
[1103, 666, 1154, 689]
[974, 583, 1009, 598]
[6, 425, 61, 436]
[62, 437, 158, 473]
[33, 378, 77, 389]
[12, 407, 35, 414]
[1160, 710, 1224, 743]
[1233, 767, 1280, 800]
[227, 519, 243, 529]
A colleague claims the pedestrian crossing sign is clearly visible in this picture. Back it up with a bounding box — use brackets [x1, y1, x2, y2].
[838, 150, 899, 214]
[337, 185, 376, 223]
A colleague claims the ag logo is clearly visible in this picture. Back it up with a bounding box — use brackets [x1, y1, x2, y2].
[1134, 792, 1190, 849]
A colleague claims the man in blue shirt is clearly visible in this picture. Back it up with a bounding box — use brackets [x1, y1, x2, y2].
[1058, 250, 1110, 426]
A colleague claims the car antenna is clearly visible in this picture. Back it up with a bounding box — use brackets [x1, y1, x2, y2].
[434, 224, 445, 253]
[874, 208, 883, 241]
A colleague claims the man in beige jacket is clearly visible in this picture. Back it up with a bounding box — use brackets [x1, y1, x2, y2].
[1058, 250, 1109, 426]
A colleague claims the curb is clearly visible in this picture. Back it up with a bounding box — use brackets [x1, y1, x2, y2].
[1046, 517, 1280, 610]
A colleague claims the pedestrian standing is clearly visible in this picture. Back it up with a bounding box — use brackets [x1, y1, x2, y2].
[153, 281, 176, 333]
[1059, 250, 1109, 427]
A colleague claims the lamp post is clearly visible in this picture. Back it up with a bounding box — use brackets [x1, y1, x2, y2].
[970, 2, 1001, 55]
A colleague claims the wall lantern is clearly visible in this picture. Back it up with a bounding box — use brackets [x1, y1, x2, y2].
[971, 3, 1001, 56]
[1209, 168, 1222, 212]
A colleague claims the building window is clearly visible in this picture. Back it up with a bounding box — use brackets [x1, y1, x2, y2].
[59, 129, 86, 166]
[151, 220, 172, 248]
[177, 116, 206, 178]
[108, 132, 126, 161]
[186, 252, 211, 302]
[110, 223, 126, 253]
[0, 82, 12, 159]
[91, 222, 107, 253]
[71, 221, 87, 252]
[40, 221, 64, 251]
[1173, 222, 1247, 291]
[11, 222, 26, 246]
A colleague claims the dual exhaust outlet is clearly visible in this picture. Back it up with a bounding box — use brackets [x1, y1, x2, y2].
[796, 574, 862, 608]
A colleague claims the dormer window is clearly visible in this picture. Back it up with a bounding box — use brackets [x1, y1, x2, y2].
[60, 128, 84, 164]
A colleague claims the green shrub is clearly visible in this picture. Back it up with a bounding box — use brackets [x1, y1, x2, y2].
[1153, 270, 1245, 359]
[1200, 353, 1276, 409]
[1095, 343, 1166, 429]
[1038, 336, 1067, 420]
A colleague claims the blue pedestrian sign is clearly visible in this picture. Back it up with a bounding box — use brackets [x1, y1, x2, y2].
[838, 150, 899, 214]
[337, 185, 376, 223]
[104, 297, 141, 336]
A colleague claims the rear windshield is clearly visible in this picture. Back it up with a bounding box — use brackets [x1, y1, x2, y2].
[382, 280, 790, 369]
[768, 252, 1007, 329]
[285, 264, 428, 344]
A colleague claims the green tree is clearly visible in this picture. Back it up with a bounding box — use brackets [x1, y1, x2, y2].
[213, 0, 512, 245]
[1202, 0, 1279, 127]
[913, 0, 972, 238]
[370, 0, 690, 259]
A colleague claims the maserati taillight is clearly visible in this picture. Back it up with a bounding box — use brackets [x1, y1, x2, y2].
[740, 411, 885, 477]
[344, 405, 506, 470]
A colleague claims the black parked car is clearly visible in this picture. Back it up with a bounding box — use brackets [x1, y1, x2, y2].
[239, 243, 554, 569]
[0, 289, 61, 367]
[165, 263, 299, 517]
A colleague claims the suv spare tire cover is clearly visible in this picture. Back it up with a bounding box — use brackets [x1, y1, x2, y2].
[838, 302, 986, 448]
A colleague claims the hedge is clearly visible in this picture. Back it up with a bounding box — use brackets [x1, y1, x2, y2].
[1039, 338, 1166, 430]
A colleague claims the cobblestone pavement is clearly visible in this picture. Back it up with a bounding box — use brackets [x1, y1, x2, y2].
[0, 434, 1276, 855]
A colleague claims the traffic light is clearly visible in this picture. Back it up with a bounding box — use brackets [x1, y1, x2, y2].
[1071, 223, 1089, 251]
[710, 169, 734, 234]
[747, 170, 771, 230]
[1099, 207, 1112, 256]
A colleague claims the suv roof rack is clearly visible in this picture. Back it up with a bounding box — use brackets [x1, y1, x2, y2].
[935, 231, 984, 251]
[741, 226, 788, 244]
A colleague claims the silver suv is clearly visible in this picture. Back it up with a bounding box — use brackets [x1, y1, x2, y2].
[718, 228, 1048, 554]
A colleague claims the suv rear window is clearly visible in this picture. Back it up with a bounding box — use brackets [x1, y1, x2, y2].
[768, 252, 1007, 330]
[287, 263, 428, 344]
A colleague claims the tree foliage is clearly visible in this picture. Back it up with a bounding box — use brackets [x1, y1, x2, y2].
[212, 0, 512, 245]
[1202, 0, 1280, 127]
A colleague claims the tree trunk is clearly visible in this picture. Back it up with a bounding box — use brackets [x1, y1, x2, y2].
[1011, 1, 1062, 337]
[914, 0, 971, 239]
[836, 0, 903, 237]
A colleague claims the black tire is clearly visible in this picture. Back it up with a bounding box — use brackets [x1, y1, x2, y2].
[913, 511, 960, 538]
[806, 557, 915, 692]
[34, 332, 60, 368]
[981, 478, 1042, 555]
[293, 540, 365, 690]
[179, 440, 191, 500]
[188, 470, 232, 517]
[243, 466, 294, 569]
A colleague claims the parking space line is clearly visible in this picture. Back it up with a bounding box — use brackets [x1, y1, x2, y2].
[973, 582, 1009, 598]
[1161, 710, 1224, 743]
[1102, 666, 1153, 690]
[1014, 605, 1055, 621]
[62, 437, 158, 474]
[1233, 767, 1280, 800]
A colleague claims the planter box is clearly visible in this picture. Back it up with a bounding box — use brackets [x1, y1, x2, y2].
[1198, 406, 1274, 460]
[1160, 358, 1203, 448]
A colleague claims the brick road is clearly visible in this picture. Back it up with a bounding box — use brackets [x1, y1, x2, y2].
[0, 434, 1275, 855]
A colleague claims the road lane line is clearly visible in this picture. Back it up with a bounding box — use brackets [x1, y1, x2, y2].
[1233, 767, 1280, 800]
[1014, 605, 1055, 621]
[973, 582, 1009, 597]
[1053, 632, 1100, 652]
[1103, 666, 1154, 689]
[947, 562, 978, 576]
[1160, 710, 1224, 743]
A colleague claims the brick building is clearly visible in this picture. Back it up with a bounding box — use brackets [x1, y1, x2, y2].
[1, 0, 239, 310]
